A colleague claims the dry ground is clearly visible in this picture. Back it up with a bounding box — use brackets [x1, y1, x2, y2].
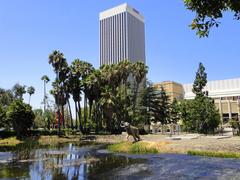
[1, 134, 240, 154]
[94, 134, 240, 153]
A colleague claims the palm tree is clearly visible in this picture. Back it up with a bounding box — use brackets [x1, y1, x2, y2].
[132, 61, 148, 115]
[84, 69, 102, 131]
[41, 75, 50, 112]
[27, 86, 35, 104]
[99, 88, 117, 132]
[79, 61, 94, 132]
[69, 59, 83, 131]
[49, 50, 67, 135]
[118, 60, 132, 121]
[12, 83, 26, 100]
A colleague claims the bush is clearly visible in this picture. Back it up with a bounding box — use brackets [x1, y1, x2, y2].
[0, 104, 10, 129]
[6, 100, 35, 139]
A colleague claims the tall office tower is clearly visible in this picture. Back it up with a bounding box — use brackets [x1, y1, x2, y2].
[99, 3, 145, 66]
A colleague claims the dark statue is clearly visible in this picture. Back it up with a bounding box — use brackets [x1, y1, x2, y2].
[120, 121, 141, 142]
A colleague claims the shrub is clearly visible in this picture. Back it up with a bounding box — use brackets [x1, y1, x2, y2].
[6, 100, 35, 139]
[0, 104, 12, 129]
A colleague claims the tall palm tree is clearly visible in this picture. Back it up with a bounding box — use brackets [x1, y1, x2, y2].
[64, 78, 74, 130]
[27, 86, 35, 104]
[84, 70, 101, 130]
[69, 59, 83, 131]
[79, 61, 94, 132]
[132, 61, 148, 115]
[41, 75, 50, 112]
[99, 88, 117, 132]
[49, 50, 67, 135]
[118, 60, 132, 121]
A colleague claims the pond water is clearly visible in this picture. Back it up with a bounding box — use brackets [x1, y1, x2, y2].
[0, 143, 240, 179]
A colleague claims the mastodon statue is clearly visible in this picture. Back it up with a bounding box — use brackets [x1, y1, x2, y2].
[120, 121, 141, 142]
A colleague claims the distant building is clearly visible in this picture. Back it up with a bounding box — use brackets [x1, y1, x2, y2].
[155, 78, 240, 122]
[154, 81, 184, 101]
[99, 3, 145, 66]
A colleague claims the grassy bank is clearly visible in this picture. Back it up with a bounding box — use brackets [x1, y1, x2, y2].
[187, 150, 240, 159]
[0, 137, 22, 147]
[0, 135, 81, 150]
[108, 141, 170, 154]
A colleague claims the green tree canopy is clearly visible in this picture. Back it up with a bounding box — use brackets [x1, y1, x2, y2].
[180, 62, 220, 134]
[12, 83, 26, 100]
[192, 62, 207, 98]
[184, 0, 240, 37]
[6, 100, 35, 138]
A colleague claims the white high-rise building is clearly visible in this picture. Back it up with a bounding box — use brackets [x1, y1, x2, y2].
[99, 3, 145, 66]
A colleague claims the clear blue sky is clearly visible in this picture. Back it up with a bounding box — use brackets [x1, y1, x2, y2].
[0, 0, 240, 109]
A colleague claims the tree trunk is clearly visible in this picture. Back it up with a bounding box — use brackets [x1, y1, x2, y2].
[89, 101, 93, 122]
[61, 105, 65, 128]
[68, 99, 73, 130]
[57, 108, 61, 136]
[75, 101, 78, 130]
[78, 101, 83, 132]
[44, 81, 46, 112]
[83, 95, 87, 133]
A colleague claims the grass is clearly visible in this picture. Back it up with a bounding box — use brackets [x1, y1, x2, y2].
[108, 141, 164, 154]
[187, 150, 240, 159]
[0, 137, 22, 147]
[0, 135, 81, 150]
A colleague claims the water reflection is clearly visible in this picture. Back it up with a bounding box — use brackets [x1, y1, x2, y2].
[1, 143, 240, 179]
[0, 143, 144, 179]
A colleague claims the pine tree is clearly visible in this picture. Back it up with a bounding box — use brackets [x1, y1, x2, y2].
[192, 62, 207, 98]
[169, 98, 180, 124]
[158, 86, 170, 125]
[139, 82, 163, 124]
[190, 62, 220, 133]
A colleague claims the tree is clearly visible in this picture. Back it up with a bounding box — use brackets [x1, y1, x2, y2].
[27, 86, 35, 104]
[41, 75, 50, 112]
[158, 86, 170, 125]
[79, 61, 94, 133]
[12, 83, 26, 100]
[49, 50, 67, 135]
[192, 62, 207, 97]
[183, 0, 240, 37]
[0, 88, 14, 107]
[138, 82, 163, 125]
[84, 69, 102, 132]
[180, 62, 220, 134]
[33, 109, 45, 128]
[132, 62, 148, 115]
[169, 98, 180, 124]
[179, 99, 196, 132]
[0, 104, 8, 128]
[69, 59, 84, 131]
[6, 100, 35, 138]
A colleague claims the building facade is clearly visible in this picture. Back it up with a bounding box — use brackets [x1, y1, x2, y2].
[154, 81, 184, 101]
[155, 78, 240, 122]
[99, 3, 145, 66]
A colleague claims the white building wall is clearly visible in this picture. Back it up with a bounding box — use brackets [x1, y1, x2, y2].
[183, 78, 240, 99]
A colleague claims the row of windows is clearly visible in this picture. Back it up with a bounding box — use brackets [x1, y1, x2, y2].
[214, 96, 240, 101]
[100, 12, 128, 66]
[100, 12, 145, 66]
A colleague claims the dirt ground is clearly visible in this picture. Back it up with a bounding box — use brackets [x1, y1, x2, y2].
[94, 134, 240, 153]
